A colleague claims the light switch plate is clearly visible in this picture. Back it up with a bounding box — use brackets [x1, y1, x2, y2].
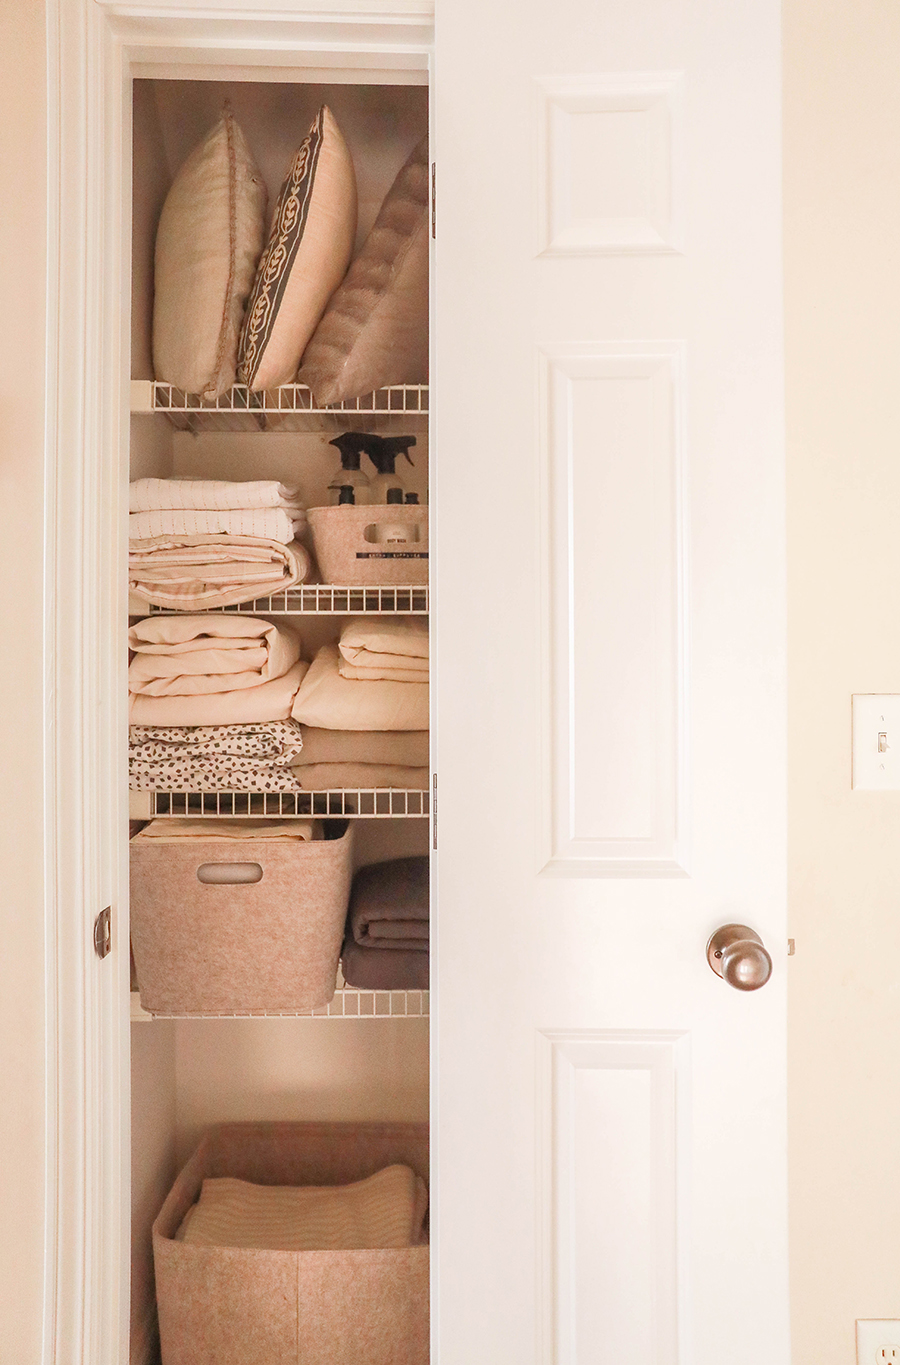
[852, 695, 900, 789]
[857, 1319, 900, 1362]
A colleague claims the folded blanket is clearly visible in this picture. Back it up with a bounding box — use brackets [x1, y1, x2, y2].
[129, 660, 307, 727]
[349, 857, 429, 950]
[341, 938, 429, 991]
[292, 645, 428, 731]
[337, 619, 428, 681]
[339, 617, 428, 668]
[128, 616, 301, 697]
[128, 535, 310, 612]
[130, 477, 301, 513]
[338, 661, 428, 682]
[129, 507, 303, 543]
[129, 719, 306, 792]
[177, 1165, 428, 1251]
[294, 763, 429, 790]
[292, 727, 429, 768]
[133, 818, 319, 841]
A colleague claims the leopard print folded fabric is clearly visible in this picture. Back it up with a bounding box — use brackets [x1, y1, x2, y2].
[129, 720, 304, 792]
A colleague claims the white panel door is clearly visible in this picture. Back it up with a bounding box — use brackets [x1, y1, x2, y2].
[433, 0, 787, 1360]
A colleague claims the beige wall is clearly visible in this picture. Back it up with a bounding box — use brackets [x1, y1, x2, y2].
[785, 1, 900, 1359]
[0, 0, 47, 1361]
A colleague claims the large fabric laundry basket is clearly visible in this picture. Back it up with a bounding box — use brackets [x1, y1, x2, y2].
[130, 823, 354, 1014]
[308, 505, 428, 585]
[153, 1120, 430, 1365]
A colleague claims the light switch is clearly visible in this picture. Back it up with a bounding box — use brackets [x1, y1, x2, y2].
[851, 695, 900, 789]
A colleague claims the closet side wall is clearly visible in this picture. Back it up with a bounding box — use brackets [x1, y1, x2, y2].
[785, 1, 900, 1358]
[0, 0, 49, 1360]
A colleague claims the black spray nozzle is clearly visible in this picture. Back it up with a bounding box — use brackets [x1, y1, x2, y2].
[368, 435, 417, 475]
[328, 432, 384, 470]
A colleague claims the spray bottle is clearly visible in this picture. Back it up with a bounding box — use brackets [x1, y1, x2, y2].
[367, 435, 417, 504]
[327, 433, 374, 506]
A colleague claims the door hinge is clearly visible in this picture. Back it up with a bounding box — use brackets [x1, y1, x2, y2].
[431, 163, 436, 239]
[432, 772, 437, 850]
[94, 906, 111, 960]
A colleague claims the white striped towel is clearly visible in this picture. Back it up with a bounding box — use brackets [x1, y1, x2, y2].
[129, 507, 304, 544]
[177, 1164, 428, 1251]
[130, 477, 301, 513]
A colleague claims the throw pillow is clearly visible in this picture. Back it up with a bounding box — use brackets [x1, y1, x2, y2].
[152, 109, 267, 399]
[237, 105, 358, 391]
[298, 135, 429, 404]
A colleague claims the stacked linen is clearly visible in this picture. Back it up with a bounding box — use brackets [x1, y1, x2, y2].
[129, 721, 306, 792]
[341, 856, 429, 991]
[128, 615, 309, 791]
[129, 477, 311, 611]
[290, 619, 429, 790]
[176, 1164, 428, 1251]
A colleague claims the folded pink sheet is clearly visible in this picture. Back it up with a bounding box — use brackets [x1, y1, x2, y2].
[128, 661, 308, 726]
[128, 616, 301, 697]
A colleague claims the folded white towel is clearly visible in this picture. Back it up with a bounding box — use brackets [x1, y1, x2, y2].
[177, 1164, 428, 1251]
[129, 507, 304, 544]
[130, 477, 302, 513]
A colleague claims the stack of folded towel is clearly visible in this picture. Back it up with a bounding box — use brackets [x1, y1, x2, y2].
[128, 615, 309, 790]
[291, 619, 429, 790]
[129, 478, 312, 611]
[341, 856, 429, 991]
[176, 1164, 428, 1251]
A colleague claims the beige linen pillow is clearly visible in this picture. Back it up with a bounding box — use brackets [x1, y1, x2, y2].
[237, 106, 358, 391]
[298, 135, 429, 405]
[152, 110, 267, 398]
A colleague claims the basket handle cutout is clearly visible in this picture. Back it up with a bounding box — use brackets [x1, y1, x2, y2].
[196, 862, 263, 885]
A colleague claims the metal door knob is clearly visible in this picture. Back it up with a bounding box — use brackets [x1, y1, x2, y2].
[706, 924, 772, 991]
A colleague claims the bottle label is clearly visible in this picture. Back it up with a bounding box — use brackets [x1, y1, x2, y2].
[356, 552, 429, 560]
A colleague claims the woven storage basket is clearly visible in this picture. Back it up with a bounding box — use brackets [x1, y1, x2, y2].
[308, 505, 428, 586]
[153, 1120, 429, 1365]
[130, 823, 354, 1014]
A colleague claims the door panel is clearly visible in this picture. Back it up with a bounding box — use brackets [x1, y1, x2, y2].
[434, 0, 787, 1359]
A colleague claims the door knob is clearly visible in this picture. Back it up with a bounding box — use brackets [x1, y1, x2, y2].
[706, 924, 772, 991]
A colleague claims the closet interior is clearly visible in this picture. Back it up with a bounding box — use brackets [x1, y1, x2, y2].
[128, 70, 431, 1365]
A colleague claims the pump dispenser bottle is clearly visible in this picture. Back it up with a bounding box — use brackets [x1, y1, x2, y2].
[368, 435, 417, 503]
[327, 434, 373, 506]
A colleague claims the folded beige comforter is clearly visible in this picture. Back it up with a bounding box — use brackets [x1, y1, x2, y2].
[128, 616, 301, 697]
[292, 645, 429, 731]
[292, 727, 429, 767]
[129, 660, 308, 726]
[129, 535, 310, 611]
[177, 1164, 428, 1251]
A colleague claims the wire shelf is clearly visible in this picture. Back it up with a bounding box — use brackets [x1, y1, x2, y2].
[147, 789, 430, 819]
[144, 584, 429, 615]
[132, 380, 429, 434]
[131, 988, 429, 1021]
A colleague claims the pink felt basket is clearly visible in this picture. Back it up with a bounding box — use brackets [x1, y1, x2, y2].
[308, 505, 428, 585]
[129, 823, 354, 1015]
[153, 1121, 429, 1365]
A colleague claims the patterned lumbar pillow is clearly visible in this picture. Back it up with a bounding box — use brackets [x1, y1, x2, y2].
[298, 136, 429, 405]
[152, 109, 267, 399]
[237, 106, 358, 392]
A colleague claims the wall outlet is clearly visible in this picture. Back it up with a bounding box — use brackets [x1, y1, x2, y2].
[857, 1320, 900, 1362]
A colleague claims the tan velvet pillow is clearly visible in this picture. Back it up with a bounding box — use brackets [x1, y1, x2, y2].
[237, 106, 358, 391]
[152, 110, 267, 399]
[298, 136, 429, 405]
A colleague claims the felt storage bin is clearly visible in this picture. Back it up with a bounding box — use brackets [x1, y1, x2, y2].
[153, 1120, 429, 1365]
[129, 822, 354, 1014]
[308, 504, 428, 585]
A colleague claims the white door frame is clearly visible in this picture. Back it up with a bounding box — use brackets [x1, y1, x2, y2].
[42, 5, 434, 1361]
